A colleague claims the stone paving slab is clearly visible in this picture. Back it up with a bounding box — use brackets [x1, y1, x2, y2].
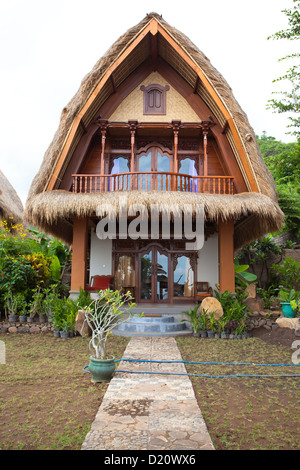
[81, 336, 214, 451]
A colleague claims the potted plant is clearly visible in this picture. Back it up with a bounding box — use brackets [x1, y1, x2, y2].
[18, 303, 28, 322]
[198, 310, 209, 338]
[50, 297, 64, 337]
[279, 288, 298, 318]
[42, 285, 58, 322]
[60, 320, 69, 338]
[4, 291, 19, 321]
[29, 289, 46, 322]
[207, 312, 217, 338]
[84, 289, 138, 383]
[217, 316, 229, 339]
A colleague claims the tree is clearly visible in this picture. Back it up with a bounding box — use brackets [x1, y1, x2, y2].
[257, 131, 299, 182]
[257, 132, 300, 236]
[267, 0, 300, 137]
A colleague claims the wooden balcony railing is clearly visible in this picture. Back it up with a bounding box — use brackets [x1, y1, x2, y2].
[72, 172, 235, 195]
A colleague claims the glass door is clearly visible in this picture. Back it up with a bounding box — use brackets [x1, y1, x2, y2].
[137, 146, 171, 191]
[157, 151, 170, 190]
[156, 248, 169, 301]
[139, 245, 170, 302]
[140, 249, 153, 301]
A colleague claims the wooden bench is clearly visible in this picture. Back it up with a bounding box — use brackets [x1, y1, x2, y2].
[195, 282, 213, 302]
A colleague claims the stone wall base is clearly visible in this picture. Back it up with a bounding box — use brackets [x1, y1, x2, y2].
[0, 320, 53, 334]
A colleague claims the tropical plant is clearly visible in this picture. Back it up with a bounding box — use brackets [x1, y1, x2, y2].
[181, 305, 200, 333]
[84, 289, 138, 359]
[234, 321, 247, 337]
[257, 286, 279, 309]
[271, 257, 300, 291]
[234, 259, 257, 289]
[76, 287, 92, 310]
[3, 291, 21, 318]
[279, 288, 299, 304]
[216, 316, 229, 334]
[214, 289, 249, 318]
[207, 312, 217, 332]
[197, 310, 210, 332]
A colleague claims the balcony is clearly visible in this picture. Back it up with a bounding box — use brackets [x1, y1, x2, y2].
[72, 172, 235, 195]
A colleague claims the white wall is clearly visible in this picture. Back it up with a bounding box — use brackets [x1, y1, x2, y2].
[89, 231, 112, 281]
[197, 233, 219, 293]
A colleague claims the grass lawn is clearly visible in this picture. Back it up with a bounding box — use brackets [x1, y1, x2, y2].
[176, 334, 300, 450]
[0, 333, 129, 450]
[0, 330, 299, 450]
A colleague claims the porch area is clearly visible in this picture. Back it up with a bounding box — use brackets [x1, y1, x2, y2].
[69, 216, 236, 301]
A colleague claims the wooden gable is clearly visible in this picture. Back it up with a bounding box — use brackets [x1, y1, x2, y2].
[45, 16, 259, 195]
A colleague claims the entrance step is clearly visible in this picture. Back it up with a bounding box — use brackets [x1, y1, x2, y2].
[112, 314, 193, 337]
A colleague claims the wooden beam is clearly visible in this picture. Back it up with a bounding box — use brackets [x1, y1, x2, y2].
[110, 73, 117, 93]
[79, 119, 87, 134]
[70, 216, 88, 292]
[151, 32, 158, 63]
[221, 120, 229, 135]
[193, 76, 199, 94]
[218, 219, 235, 293]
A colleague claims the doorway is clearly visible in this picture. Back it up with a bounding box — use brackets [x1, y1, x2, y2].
[139, 244, 170, 302]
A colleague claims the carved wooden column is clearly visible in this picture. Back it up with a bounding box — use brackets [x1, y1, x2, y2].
[129, 121, 138, 190]
[202, 123, 209, 177]
[98, 120, 108, 191]
[172, 120, 181, 191]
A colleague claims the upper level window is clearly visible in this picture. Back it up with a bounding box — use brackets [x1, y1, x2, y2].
[140, 84, 169, 115]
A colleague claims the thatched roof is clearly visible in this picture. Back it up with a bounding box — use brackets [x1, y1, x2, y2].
[0, 170, 24, 224]
[26, 190, 284, 249]
[25, 13, 283, 247]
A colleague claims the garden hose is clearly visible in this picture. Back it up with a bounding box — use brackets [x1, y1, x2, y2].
[83, 358, 300, 378]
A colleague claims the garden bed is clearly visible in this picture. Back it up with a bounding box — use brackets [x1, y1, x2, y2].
[0, 333, 129, 450]
[0, 328, 299, 450]
[176, 329, 300, 450]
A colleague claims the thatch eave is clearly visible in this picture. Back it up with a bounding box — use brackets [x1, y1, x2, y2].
[25, 190, 284, 249]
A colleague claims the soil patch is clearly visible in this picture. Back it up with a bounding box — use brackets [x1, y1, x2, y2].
[176, 331, 300, 450]
[251, 325, 298, 347]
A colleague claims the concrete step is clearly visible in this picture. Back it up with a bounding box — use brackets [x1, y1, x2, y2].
[112, 314, 193, 337]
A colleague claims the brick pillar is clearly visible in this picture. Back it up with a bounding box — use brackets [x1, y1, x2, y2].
[218, 219, 235, 292]
[70, 216, 88, 292]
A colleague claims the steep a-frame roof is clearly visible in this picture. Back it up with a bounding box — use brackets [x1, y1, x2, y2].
[25, 13, 283, 246]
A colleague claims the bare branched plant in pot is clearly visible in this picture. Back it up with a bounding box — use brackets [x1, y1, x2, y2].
[84, 289, 139, 383]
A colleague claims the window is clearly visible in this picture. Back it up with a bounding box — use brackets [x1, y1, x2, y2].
[140, 84, 169, 115]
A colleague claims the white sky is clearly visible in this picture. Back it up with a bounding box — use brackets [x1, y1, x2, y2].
[0, 0, 298, 207]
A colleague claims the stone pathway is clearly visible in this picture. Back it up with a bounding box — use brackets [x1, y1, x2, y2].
[81, 336, 214, 451]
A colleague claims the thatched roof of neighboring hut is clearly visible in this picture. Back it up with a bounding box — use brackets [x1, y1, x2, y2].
[0, 170, 24, 224]
[25, 13, 283, 247]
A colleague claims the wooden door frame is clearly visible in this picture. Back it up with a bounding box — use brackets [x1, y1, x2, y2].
[138, 243, 171, 303]
[135, 143, 173, 172]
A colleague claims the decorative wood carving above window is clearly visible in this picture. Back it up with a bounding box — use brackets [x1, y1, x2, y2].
[140, 84, 169, 115]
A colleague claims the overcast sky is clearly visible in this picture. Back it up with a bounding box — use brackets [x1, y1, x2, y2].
[0, 0, 298, 207]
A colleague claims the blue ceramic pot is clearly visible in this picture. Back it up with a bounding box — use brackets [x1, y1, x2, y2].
[280, 302, 295, 318]
[88, 355, 115, 383]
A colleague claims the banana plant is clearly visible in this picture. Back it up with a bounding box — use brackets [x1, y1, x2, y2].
[234, 259, 257, 288]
